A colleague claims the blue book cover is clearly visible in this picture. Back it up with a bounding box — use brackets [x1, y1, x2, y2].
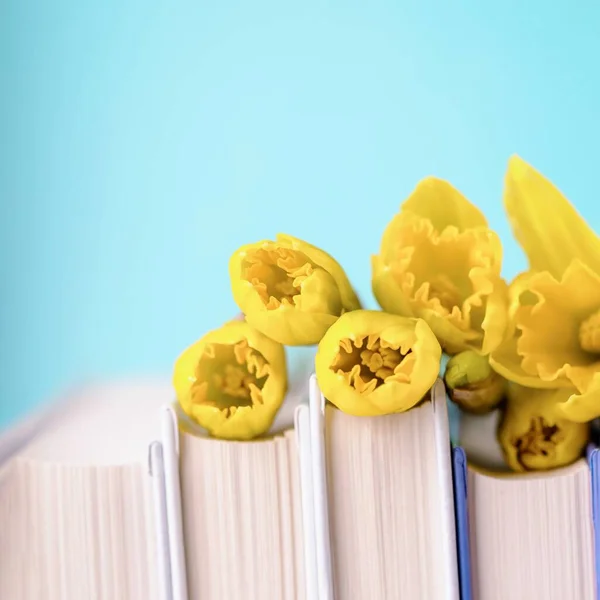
[452, 446, 472, 600]
[587, 445, 600, 600]
[454, 445, 600, 600]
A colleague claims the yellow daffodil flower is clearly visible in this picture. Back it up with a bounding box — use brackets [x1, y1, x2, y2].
[229, 233, 360, 345]
[497, 384, 590, 472]
[173, 320, 287, 440]
[489, 156, 600, 423]
[372, 178, 508, 356]
[315, 310, 441, 416]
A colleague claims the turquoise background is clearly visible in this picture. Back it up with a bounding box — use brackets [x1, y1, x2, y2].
[2, 1, 600, 426]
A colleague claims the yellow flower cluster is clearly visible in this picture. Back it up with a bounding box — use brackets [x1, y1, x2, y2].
[172, 155, 599, 467]
[435, 156, 599, 471]
[174, 233, 443, 439]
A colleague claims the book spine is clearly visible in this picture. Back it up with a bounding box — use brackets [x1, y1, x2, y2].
[160, 406, 189, 600]
[294, 403, 319, 600]
[452, 447, 473, 600]
[149, 441, 174, 600]
[308, 375, 335, 600]
[587, 445, 600, 600]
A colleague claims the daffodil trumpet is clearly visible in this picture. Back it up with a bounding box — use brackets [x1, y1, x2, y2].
[497, 385, 590, 473]
[173, 320, 287, 441]
[490, 156, 600, 423]
[444, 350, 506, 414]
[229, 233, 361, 346]
[315, 310, 441, 416]
[372, 177, 507, 356]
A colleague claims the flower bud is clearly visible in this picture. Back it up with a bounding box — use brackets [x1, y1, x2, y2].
[173, 320, 287, 440]
[315, 310, 441, 416]
[229, 234, 360, 345]
[444, 350, 505, 414]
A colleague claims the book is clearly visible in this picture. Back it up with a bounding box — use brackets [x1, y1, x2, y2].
[17, 371, 600, 600]
[303, 376, 461, 600]
[173, 396, 306, 599]
[0, 376, 309, 600]
[0, 379, 174, 600]
[453, 445, 600, 600]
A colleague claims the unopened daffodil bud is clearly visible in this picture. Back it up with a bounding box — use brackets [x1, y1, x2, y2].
[173, 320, 287, 440]
[229, 234, 360, 346]
[497, 384, 590, 472]
[444, 350, 506, 414]
[315, 310, 441, 416]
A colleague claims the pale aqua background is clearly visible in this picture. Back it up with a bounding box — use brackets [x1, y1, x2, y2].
[2, 1, 600, 426]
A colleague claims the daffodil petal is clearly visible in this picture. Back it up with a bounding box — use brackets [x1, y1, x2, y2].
[489, 262, 600, 394]
[480, 277, 509, 355]
[517, 265, 600, 381]
[401, 177, 488, 231]
[377, 210, 420, 265]
[558, 371, 600, 423]
[294, 268, 343, 315]
[504, 272, 538, 339]
[565, 364, 600, 395]
[173, 340, 205, 414]
[276, 233, 361, 311]
[228, 243, 268, 313]
[191, 404, 271, 440]
[417, 307, 481, 354]
[371, 254, 415, 317]
[489, 335, 572, 390]
[246, 308, 337, 346]
[322, 381, 388, 417]
[491, 262, 600, 393]
[504, 155, 600, 279]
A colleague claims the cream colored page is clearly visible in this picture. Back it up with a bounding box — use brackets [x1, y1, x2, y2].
[285, 429, 306, 600]
[326, 400, 452, 600]
[0, 380, 170, 600]
[0, 461, 24, 599]
[19, 379, 172, 464]
[180, 430, 305, 600]
[468, 462, 596, 600]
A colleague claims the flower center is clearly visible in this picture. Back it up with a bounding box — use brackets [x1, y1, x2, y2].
[579, 308, 600, 354]
[191, 340, 270, 416]
[511, 417, 564, 471]
[214, 364, 254, 399]
[330, 334, 411, 394]
[243, 247, 314, 310]
[428, 274, 464, 311]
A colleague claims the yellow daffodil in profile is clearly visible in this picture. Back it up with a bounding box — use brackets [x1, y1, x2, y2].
[489, 156, 600, 423]
[173, 320, 287, 440]
[498, 384, 589, 472]
[372, 178, 508, 356]
[229, 234, 361, 346]
[315, 310, 441, 416]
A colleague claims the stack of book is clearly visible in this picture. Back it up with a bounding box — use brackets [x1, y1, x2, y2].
[1, 377, 598, 600]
